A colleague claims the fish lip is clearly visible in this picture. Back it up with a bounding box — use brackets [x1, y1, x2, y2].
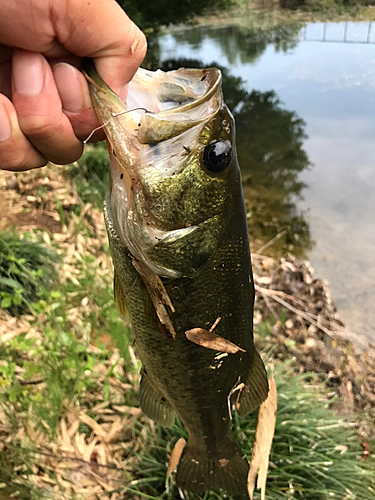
[84, 59, 223, 184]
[83, 59, 222, 126]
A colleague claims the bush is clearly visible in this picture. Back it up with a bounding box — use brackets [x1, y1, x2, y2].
[117, 0, 234, 33]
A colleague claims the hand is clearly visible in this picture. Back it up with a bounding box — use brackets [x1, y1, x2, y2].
[0, 0, 146, 171]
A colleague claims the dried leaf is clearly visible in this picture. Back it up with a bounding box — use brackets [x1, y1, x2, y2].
[104, 417, 123, 444]
[247, 375, 277, 500]
[168, 437, 186, 476]
[132, 258, 176, 339]
[360, 441, 371, 461]
[185, 328, 245, 354]
[66, 404, 107, 439]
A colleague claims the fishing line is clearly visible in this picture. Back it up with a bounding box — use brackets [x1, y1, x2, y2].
[83, 107, 151, 143]
[111, 107, 149, 117]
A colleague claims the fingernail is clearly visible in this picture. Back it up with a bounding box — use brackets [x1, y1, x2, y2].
[53, 63, 84, 113]
[0, 105, 12, 142]
[13, 51, 44, 95]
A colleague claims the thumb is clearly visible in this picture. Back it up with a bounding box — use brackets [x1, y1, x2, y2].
[52, 0, 147, 92]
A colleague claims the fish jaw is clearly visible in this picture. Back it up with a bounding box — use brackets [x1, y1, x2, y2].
[84, 60, 231, 278]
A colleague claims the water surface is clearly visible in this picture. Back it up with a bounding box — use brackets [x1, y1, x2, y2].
[153, 21, 375, 342]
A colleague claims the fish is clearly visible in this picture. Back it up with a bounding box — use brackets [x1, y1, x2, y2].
[82, 59, 269, 496]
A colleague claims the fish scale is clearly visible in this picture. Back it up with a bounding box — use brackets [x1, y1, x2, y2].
[84, 58, 269, 496]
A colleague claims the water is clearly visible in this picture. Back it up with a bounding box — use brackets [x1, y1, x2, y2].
[152, 21, 375, 342]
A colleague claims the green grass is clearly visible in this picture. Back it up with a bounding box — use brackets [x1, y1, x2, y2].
[0, 245, 136, 427]
[0, 230, 59, 315]
[68, 143, 110, 209]
[0, 225, 138, 499]
[126, 364, 375, 499]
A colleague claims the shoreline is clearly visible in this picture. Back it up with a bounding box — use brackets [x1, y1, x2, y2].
[252, 252, 375, 421]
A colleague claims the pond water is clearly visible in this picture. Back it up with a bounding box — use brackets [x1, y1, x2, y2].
[152, 21, 375, 343]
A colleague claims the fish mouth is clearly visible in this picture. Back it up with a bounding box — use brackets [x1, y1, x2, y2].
[83, 59, 224, 277]
[130, 67, 222, 144]
[83, 58, 222, 152]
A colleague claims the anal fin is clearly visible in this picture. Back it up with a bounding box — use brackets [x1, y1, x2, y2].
[139, 372, 175, 427]
[237, 349, 269, 416]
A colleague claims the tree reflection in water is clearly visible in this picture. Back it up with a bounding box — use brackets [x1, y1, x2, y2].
[169, 23, 302, 66]
[147, 53, 312, 258]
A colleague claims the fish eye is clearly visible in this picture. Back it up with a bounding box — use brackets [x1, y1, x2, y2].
[203, 140, 232, 173]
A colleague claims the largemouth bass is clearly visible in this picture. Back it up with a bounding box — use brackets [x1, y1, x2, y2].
[83, 59, 269, 496]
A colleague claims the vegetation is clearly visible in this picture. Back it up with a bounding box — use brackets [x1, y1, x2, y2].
[1, 8, 374, 496]
[69, 143, 110, 208]
[1, 253, 374, 499]
[279, 0, 375, 14]
[116, 0, 375, 36]
[130, 366, 375, 499]
[116, 0, 233, 33]
[0, 231, 58, 315]
[0, 166, 374, 498]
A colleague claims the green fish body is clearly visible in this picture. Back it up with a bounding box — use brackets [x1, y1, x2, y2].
[83, 59, 269, 496]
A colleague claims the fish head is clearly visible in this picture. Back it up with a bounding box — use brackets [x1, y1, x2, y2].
[84, 61, 241, 278]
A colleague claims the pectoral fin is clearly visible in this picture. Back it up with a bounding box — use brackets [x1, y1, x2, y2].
[139, 372, 175, 427]
[236, 349, 269, 416]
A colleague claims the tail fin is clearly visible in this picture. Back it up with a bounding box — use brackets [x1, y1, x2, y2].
[175, 439, 249, 496]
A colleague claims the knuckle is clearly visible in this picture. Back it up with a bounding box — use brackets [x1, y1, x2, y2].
[0, 148, 47, 171]
[20, 115, 56, 142]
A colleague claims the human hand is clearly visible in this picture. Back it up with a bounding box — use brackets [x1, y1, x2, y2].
[0, 0, 146, 171]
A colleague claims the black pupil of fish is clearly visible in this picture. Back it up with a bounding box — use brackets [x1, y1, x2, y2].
[203, 141, 231, 173]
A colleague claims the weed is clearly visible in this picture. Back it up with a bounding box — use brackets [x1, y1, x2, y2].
[0, 230, 58, 315]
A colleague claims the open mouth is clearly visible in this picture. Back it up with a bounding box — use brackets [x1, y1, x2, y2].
[129, 68, 222, 145]
[85, 61, 226, 276]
